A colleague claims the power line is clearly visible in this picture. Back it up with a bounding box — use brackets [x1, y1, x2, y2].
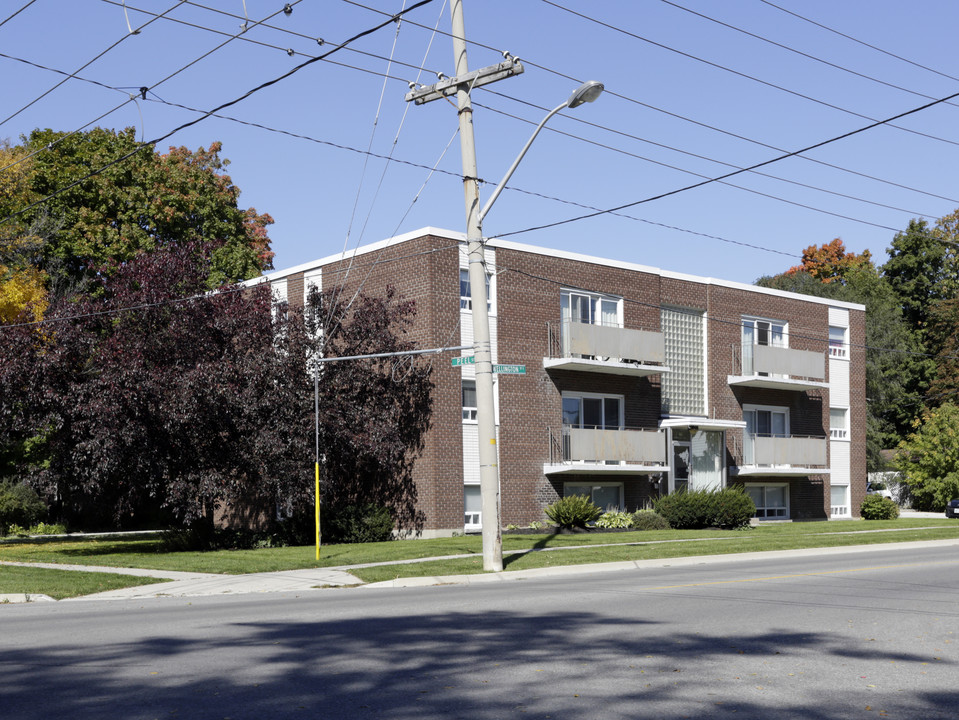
[541, 0, 959, 149]
[0, 0, 437, 231]
[757, 0, 959, 85]
[0, 0, 182, 129]
[495, 86, 959, 240]
[661, 0, 959, 108]
[0, 0, 39, 29]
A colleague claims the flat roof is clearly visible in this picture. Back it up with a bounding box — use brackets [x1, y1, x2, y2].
[252, 227, 866, 312]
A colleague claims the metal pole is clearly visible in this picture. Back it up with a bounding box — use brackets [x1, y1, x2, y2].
[314, 369, 321, 561]
[451, 0, 502, 572]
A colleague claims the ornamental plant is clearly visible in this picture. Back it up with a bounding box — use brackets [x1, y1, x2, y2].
[544, 495, 602, 528]
[860, 494, 900, 520]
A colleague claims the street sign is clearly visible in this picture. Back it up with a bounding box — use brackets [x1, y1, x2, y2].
[451, 356, 475, 367]
[493, 364, 526, 375]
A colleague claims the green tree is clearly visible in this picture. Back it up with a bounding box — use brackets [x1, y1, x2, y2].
[0, 128, 273, 293]
[882, 218, 959, 333]
[894, 403, 959, 511]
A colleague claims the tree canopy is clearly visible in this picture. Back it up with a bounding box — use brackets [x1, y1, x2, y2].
[894, 403, 959, 511]
[784, 237, 873, 284]
[0, 244, 433, 533]
[0, 128, 274, 317]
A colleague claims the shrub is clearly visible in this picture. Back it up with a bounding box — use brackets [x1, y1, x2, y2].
[860, 494, 900, 520]
[654, 487, 755, 530]
[594, 509, 633, 529]
[323, 503, 394, 544]
[631, 509, 671, 531]
[544, 495, 603, 528]
[0, 481, 47, 535]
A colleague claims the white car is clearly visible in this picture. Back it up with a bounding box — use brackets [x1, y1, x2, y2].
[866, 482, 894, 501]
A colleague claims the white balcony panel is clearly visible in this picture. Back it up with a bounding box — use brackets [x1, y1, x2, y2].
[565, 323, 666, 364]
[569, 427, 667, 464]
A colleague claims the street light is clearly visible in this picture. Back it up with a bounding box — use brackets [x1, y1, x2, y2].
[479, 80, 605, 224]
[451, 27, 605, 570]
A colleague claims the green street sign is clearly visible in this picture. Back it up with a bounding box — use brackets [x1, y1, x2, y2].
[494, 364, 526, 375]
[451, 356, 475, 367]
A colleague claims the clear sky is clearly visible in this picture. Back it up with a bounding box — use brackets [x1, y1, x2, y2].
[4, 0, 959, 285]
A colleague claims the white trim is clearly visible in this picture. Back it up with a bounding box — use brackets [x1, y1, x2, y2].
[250, 227, 866, 312]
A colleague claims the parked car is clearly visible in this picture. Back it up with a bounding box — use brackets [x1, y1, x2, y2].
[866, 482, 894, 501]
[946, 499, 959, 519]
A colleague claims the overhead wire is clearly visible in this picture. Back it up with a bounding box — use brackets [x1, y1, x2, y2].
[476, 94, 934, 225]
[541, 0, 959, 149]
[494, 86, 959, 241]
[0, 0, 38, 28]
[0, 0, 437, 231]
[661, 0, 959, 109]
[0, 0, 183, 130]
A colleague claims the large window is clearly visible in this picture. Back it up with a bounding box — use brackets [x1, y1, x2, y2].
[561, 289, 620, 328]
[562, 394, 622, 430]
[661, 306, 706, 416]
[744, 405, 788, 466]
[745, 484, 789, 519]
[564, 482, 623, 511]
[742, 316, 786, 376]
[830, 484, 850, 517]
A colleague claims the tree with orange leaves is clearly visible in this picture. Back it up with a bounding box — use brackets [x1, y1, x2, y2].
[784, 237, 873, 283]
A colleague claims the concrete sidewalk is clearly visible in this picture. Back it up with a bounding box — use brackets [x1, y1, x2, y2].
[0, 561, 364, 602]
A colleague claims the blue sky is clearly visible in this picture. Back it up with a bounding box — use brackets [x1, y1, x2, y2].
[4, 0, 959, 285]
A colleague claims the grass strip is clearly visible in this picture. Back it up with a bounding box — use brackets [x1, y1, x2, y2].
[350, 526, 959, 583]
[0, 519, 956, 577]
[0, 565, 171, 600]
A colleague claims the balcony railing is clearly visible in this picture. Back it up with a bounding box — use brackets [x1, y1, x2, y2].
[728, 343, 827, 391]
[731, 433, 829, 476]
[545, 425, 668, 474]
[544, 320, 668, 377]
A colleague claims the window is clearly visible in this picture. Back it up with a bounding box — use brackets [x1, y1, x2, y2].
[462, 380, 477, 422]
[830, 408, 848, 440]
[745, 484, 788, 519]
[460, 269, 491, 311]
[742, 317, 786, 347]
[830, 484, 850, 517]
[464, 485, 481, 528]
[564, 482, 623, 511]
[561, 289, 621, 328]
[562, 394, 622, 430]
[744, 406, 789, 466]
[661, 306, 706, 416]
[742, 316, 786, 376]
[829, 326, 848, 359]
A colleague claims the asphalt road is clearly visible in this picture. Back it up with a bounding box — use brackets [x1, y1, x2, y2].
[3, 543, 959, 719]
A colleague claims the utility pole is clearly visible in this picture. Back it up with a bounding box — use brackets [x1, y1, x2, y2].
[406, 0, 523, 572]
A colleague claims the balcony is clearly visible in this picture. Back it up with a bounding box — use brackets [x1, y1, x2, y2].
[728, 343, 827, 392]
[544, 320, 669, 377]
[544, 425, 669, 475]
[732, 433, 829, 477]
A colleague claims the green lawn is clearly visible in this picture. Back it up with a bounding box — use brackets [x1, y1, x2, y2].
[0, 565, 170, 601]
[1, 519, 956, 583]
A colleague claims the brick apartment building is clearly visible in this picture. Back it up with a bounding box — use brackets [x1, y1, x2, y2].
[262, 228, 866, 536]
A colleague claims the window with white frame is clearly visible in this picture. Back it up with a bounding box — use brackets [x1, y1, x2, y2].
[460, 268, 491, 311]
[745, 483, 789, 518]
[829, 326, 848, 359]
[742, 316, 786, 376]
[830, 484, 850, 517]
[661, 306, 706, 416]
[830, 407, 848, 440]
[743, 405, 789, 466]
[462, 380, 477, 422]
[564, 482, 624, 511]
[464, 484, 481, 528]
[561, 289, 621, 328]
